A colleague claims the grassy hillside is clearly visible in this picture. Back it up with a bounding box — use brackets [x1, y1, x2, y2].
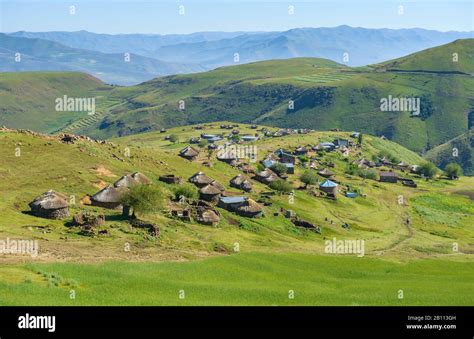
[62, 40, 473, 160]
[0, 123, 473, 305]
[373, 39, 474, 74]
[1, 254, 473, 306]
[0, 72, 111, 133]
[425, 130, 474, 175]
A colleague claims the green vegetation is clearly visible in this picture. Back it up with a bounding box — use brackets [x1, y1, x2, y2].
[270, 163, 288, 176]
[120, 184, 164, 218]
[269, 179, 293, 193]
[419, 162, 438, 179]
[300, 170, 319, 186]
[173, 184, 199, 200]
[1, 253, 473, 306]
[444, 163, 463, 179]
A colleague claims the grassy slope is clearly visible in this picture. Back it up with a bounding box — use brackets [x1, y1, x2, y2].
[0, 123, 473, 305]
[1, 254, 473, 306]
[69, 41, 474, 158]
[425, 130, 474, 175]
[373, 39, 474, 74]
[0, 72, 112, 133]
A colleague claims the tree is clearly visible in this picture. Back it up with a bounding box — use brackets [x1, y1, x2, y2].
[169, 134, 179, 143]
[269, 179, 293, 193]
[419, 162, 438, 179]
[300, 170, 319, 187]
[173, 184, 198, 201]
[270, 163, 288, 176]
[357, 133, 363, 145]
[120, 184, 163, 218]
[444, 163, 462, 179]
[198, 139, 207, 148]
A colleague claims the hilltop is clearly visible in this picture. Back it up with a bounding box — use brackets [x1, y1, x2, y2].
[373, 39, 474, 74]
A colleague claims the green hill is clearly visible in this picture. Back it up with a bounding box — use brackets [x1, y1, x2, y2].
[0, 72, 112, 133]
[373, 39, 474, 74]
[68, 40, 473, 158]
[425, 130, 474, 175]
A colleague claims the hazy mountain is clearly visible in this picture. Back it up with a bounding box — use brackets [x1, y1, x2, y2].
[10, 26, 472, 69]
[0, 34, 205, 85]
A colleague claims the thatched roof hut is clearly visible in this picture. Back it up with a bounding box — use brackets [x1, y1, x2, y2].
[254, 168, 279, 184]
[29, 190, 69, 219]
[159, 174, 182, 184]
[199, 183, 223, 202]
[179, 146, 200, 160]
[317, 168, 335, 178]
[189, 172, 214, 188]
[91, 185, 128, 209]
[235, 198, 263, 218]
[230, 174, 253, 192]
[196, 207, 220, 226]
[114, 172, 151, 188]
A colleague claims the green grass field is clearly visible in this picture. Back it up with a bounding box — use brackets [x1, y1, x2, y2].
[1, 253, 473, 306]
[0, 122, 473, 306]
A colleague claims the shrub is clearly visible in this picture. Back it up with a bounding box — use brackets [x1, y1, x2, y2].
[444, 163, 462, 179]
[169, 134, 179, 143]
[419, 162, 438, 179]
[358, 168, 377, 180]
[120, 184, 164, 218]
[173, 184, 198, 201]
[270, 163, 288, 176]
[269, 179, 293, 193]
[198, 139, 208, 148]
[300, 170, 319, 186]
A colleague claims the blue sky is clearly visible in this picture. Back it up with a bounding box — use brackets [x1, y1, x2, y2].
[1, 0, 473, 34]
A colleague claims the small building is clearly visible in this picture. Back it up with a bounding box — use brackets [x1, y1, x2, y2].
[318, 168, 335, 178]
[350, 132, 360, 138]
[274, 149, 296, 164]
[199, 183, 223, 202]
[179, 146, 200, 160]
[230, 174, 253, 192]
[189, 172, 215, 188]
[114, 172, 151, 188]
[217, 149, 238, 164]
[333, 139, 349, 148]
[319, 179, 338, 196]
[241, 135, 258, 142]
[379, 171, 398, 183]
[91, 185, 128, 209]
[196, 207, 220, 226]
[218, 196, 263, 218]
[29, 190, 69, 219]
[159, 174, 182, 185]
[294, 146, 308, 156]
[254, 168, 279, 184]
[318, 142, 336, 151]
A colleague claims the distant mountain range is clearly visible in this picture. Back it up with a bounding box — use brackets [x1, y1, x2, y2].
[4, 26, 473, 85]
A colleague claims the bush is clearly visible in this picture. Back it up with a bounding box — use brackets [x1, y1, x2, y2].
[300, 170, 319, 186]
[419, 162, 438, 179]
[444, 163, 462, 179]
[120, 184, 163, 218]
[169, 134, 179, 143]
[198, 139, 208, 148]
[173, 184, 198, 201]
[270, 163, 288, 176]
[358, 168, 377, 180]
[269, 179, 293, 193]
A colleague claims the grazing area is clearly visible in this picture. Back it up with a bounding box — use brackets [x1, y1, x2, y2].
[0, 121, 473, 305]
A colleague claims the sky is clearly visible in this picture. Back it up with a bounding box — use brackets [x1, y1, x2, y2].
[1, 0, 473, 34]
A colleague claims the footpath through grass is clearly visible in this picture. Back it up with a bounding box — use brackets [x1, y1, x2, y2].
[0, 253, 472, 306]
